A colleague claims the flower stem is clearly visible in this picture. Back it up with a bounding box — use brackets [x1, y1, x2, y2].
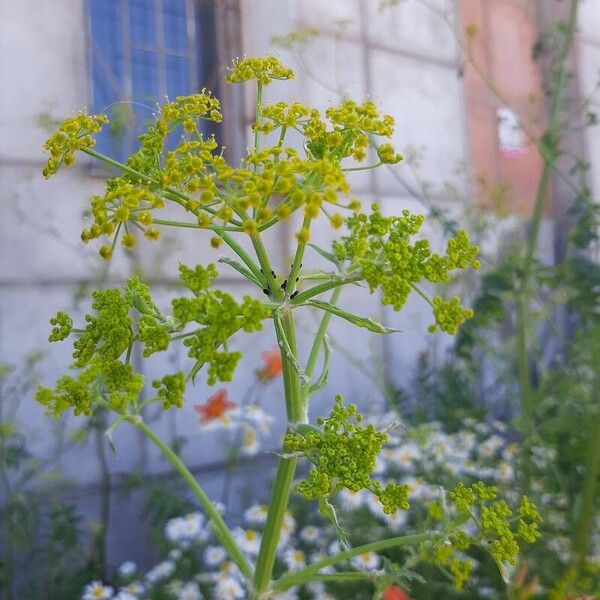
[303, 287, 342, 402]
[272, 531, 436, 592]
[291, 273, 362, 305]
[253, 310, 304, 594]
[129, 416, 253, 582]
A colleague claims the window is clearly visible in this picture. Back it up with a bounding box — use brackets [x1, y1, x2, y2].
[88, 0, 218, 161]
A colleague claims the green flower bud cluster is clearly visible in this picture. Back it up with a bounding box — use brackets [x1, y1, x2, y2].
[429, 296, 474, 335]
[42, 113, 108, 177]
[420, 514, 474, 590]
[48, 311, 73, 342]
[152, 372, 186, 409]
[73, 288, 133, 368]
[448, 482, 541, 566]
[225, 56, 295, 85]
[36, 374, 94, 418]
[37, 261, 271, 417]
[285, 395, 410, 515]
[333, 204, 479, 334]
[172, 264, 271, 385]
[138, 315, 171, 357]
[101, 359, 144, 413]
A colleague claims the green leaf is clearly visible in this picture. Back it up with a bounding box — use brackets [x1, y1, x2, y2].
[307, 300, 401, 334]
[218, 257, 262, 287]
[307, 243, 339, 266]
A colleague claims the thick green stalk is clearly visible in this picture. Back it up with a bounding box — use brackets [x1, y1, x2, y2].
[129, 417, 253, 581]
[253, 310, 304, 594]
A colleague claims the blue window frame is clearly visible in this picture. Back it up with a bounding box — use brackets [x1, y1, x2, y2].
[88, 0, 218, 161]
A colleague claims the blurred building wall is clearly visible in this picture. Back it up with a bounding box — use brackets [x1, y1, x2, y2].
[0, 0, 598, 571]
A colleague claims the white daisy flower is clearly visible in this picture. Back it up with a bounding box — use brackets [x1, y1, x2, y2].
[233, 528, 261, 555]
[117, 561, 137, 577]
[383, 509, 408, 531]
[120, 582, 144, 596]
[278, 512, 296, 547]
[214, 576, 245, 600]
[299, 525, 321, 544]
[113, 593, 136, 600]
[497, 461, 514, 481]
[394, 442, 422, 467]
[282, 512, 296, 533]
[244, 504, 268, 525]
[204, 545, 227, 566]
[202, 413, 238, 430]
[365, 493, 386, 519]
[373, 453, 386, 474]
[480, 435, 504, 458]
[350, 551, 381, 571]
[338, 488, 366, 512]
[240, 425, 260, 456]
[283, 548, 306, 571]
[328, 541, 341, 556]
[82, 581, 113, 600]
[402, 476, 430, 499]
[244, 405, 274, 431]
[165, 513, 208, 545]
[178, 581, 203, 600]
[145, 561, 175, 584]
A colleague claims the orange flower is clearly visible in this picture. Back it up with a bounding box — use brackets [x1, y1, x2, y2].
[194, 389, 236, 423]
[257, 348, 282, 381]
[382, 586, 411, 600]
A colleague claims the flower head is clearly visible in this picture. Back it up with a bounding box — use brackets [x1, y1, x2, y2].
[350, 551, 381, 571]
[244, 504, 268, 525]
[194, 389, 236, 424]
[233, 527, 261, 555]
[117, 561, 137, 577]
[257, 348, 282, 381]
[82, 581, 114, 600]
[283, 548, 307, 571]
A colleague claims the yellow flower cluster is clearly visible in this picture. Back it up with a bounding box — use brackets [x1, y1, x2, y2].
[41, 57, 406, 260]
[82, 182, 165, 259]
[42, 113, 108, 177]
[225, 56, 295, 85]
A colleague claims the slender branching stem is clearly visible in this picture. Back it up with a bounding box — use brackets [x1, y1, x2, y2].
[128, 416, 253, 582]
